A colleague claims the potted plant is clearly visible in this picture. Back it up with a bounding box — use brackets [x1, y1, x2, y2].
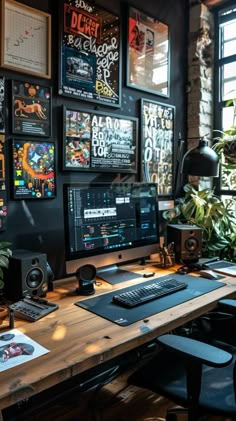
[162, 184, 236, 261]
[0, 242, 12, 296]
[213, 126, 236, 166]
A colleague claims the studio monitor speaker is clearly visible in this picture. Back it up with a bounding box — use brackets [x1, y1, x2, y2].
[75, 264, 96, 295]
[167, 224, 202, 263]
[5, 249, 48, 301]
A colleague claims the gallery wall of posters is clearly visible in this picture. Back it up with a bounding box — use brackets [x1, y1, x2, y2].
[141, 98, 175, 197]
[63, 107, 138, 173]
[12, 140, 56, 199]
[59, 0, 121, 107]
[12, 80, 52, 137]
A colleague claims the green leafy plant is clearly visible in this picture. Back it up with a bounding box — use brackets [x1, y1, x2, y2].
[162, 184, 236, 261]
[0, 242, 12, 290]
[213, 126, 236, 167]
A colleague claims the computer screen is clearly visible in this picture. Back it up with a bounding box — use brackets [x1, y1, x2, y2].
[63, 182, 160, 281]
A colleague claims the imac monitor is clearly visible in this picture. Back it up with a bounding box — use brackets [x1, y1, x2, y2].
[63, 182, 160, 283]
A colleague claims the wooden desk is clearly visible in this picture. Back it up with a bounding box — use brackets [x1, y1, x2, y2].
[0, 265, 236, 417]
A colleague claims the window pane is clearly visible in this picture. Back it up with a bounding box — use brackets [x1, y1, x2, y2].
[221, 20, 236, 58]
[222, 63, 236, 100]
[222, 105, 235, 128]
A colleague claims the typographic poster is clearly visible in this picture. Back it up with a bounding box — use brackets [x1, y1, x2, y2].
[12, 80, 51, 137]
[64, 107, 138, 173]
[59, 0, 121, 106]
[141, 99, 175, 196]
[12, 140, 56, 199]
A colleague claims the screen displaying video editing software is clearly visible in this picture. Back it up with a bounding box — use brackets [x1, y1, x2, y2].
[63, 182, 160, 279]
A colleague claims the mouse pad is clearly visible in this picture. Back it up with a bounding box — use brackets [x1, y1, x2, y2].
[75, 274, 226, 326]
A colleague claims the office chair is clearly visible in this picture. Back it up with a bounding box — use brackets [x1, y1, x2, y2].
[128, 333, 236, 421]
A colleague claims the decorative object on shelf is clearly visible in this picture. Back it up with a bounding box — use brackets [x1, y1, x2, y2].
[162, 183, 236, 262]
[140, 98, 175, 196]
[0, 0, 51, 79]
[127, 6, 170, 97]
[12, 80, 52, 137]
[59, 0, 121, 107]
[12, 139, 56, 199]
[182, 136, 219, 177]
[63, 106, 138, 173]
[0, 77, 6, 134]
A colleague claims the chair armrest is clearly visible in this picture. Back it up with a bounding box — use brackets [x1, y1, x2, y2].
[157, 334, 233, 367]
[218, 299, 236, 314]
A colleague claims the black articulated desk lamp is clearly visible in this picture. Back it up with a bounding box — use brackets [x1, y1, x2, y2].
[181, 136, 219, 177]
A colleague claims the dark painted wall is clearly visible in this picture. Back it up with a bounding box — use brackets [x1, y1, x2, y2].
[0, 0, 188, 280]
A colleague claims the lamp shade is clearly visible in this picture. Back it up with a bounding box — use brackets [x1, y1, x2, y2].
[182, 138, 219, 177]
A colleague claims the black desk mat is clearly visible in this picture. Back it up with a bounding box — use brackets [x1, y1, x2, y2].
[75, 274, 226, 326]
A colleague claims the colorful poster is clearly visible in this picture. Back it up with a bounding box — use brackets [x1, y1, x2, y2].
[13, 140, 56, 199]
[141, 99, 175, 196]
[59, 0, 121, 107]
[12, 81, 51, 137]
[63, 108, 137, 173]
[0, 77, 5, 133]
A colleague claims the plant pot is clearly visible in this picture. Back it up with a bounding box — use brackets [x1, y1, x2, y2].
[223, 141, 236, 164]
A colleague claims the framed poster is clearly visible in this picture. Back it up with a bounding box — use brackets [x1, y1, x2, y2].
[0, 0, 51, 79]
[12, 139, 56, 199]
[59, 0, 121, 107]
[12, 80, 52, 137]
[141, 98, 175, 196]
[127, 6, 170, 97]
[63, 106, 138, 173]
[0, 77, 6, 134]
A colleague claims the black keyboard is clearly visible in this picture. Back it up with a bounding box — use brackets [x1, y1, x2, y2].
[112, 278, 188, 308]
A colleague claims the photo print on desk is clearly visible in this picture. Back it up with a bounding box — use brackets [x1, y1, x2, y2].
[12, 80, 52, 137]
[63, 106, 138, 173]
[0, 77, 6, 134]
[59, 0, 121, 107]
[12, 139, 56, 199]
[141, 98, 175, 196]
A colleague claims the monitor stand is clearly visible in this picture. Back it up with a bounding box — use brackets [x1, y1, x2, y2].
[96, 264, 143, 285]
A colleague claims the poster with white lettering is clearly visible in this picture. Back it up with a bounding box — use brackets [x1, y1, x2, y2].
[63, 106, 138, 173]
[141, 98, 175, 197]
[59, 0, 121, 107]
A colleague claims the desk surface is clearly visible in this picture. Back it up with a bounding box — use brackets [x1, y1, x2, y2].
[0, 265, 236, 411]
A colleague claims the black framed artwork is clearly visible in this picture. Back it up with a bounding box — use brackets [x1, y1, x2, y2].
[59, 0, 121, 107]
[63, 106, 138, 173]
[127, 6, 170, 97]
[141, 98, 175, 196]
[0, 135, 8, 230]
[12, 139, 56, 199]
[12, 80, 52, 137]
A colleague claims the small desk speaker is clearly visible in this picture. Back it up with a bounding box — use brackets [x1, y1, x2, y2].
[5, 249, 48, 301]
[167, 224, 202, 263]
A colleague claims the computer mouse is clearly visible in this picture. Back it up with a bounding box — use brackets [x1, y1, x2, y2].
[199, 270, 220, 280]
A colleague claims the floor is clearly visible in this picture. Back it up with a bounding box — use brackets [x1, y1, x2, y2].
[3, 368, 231, 421]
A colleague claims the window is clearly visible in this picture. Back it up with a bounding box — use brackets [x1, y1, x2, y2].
[214, 1, 236, 195]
